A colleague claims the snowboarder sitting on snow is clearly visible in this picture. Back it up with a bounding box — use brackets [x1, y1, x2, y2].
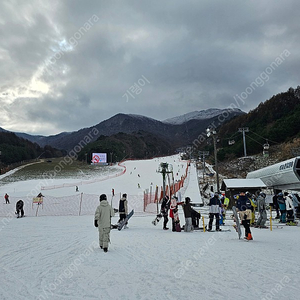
[208, 192, 222, 231]
[255, 192, 267, 228]
[236, 191, 253, 240]
[15, 200, 24, 218]
[94, 194, 115, 252]
[118, 193, 128, 229]
[160, 195, 170, 230]
[182, 197, 193, 232]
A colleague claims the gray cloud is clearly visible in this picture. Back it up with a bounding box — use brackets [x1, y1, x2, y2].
[0, 0, 299, 135]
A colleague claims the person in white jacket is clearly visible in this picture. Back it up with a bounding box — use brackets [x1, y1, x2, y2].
[94, 194, 115, 252]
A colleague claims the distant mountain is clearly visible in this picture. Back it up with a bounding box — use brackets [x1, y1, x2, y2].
[163, 108, 243, 125]
[12, 110, 244, 151]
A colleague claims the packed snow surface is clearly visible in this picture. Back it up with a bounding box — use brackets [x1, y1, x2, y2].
[0, 155, 299, 300]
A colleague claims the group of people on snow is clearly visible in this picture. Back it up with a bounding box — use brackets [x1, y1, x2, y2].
[159, 194, 201, 232]
[4, 193, 25, 218]
[272, 191, 299, 225]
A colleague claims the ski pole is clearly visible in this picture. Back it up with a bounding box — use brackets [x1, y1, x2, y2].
[202, 216, 206, 232]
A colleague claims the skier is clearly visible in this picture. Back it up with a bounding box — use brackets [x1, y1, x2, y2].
[236, 191, 253, 240]
[15, 200, 24, 218]
[182, 197, 193, 232]
[160, 195, 170, 230]
[4, 193, 9, 204]
[285, 193, 295, 225]
[94, 194, 115, 252]
[255, 192, 267, 228]
[277, 192, 286, 223]
[208, 192, 222, 231]
[118, 194, 128, 229]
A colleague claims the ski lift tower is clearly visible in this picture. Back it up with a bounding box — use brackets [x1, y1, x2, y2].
[206, 128, 220, 193]
[157, 162, 173, 200]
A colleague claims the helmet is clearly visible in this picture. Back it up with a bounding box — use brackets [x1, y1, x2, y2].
[278, 192, 283, 197]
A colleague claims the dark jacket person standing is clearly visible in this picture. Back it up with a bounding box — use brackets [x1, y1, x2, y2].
[161, 195, 170, 230]
[236, 191, 253, 240]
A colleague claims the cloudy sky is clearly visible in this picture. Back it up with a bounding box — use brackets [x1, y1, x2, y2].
[0, 0, 299, 135]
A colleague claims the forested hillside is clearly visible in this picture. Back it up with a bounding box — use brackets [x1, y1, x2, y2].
[0, 131, 64, 170]
[77, 131, 174, 163]
[215, 86, 300, 160]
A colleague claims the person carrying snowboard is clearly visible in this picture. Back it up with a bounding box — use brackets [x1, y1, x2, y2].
[236, 191, 253, 240]
[118, 193, 128, 229]
[161, 195, 170, 230]
[255, 192, 267, 228]
[94, 194, 115, 252]
[15, 200, 24, 218]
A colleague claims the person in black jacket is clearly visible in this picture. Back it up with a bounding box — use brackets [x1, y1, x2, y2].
[161, 195, 170, 230]
[182, 197, 193, 232]
[15, 200, 24, 218]
[118, 194, 128, 228]
[236, 191, 253, 240]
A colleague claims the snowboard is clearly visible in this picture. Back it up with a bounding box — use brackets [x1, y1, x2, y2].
[118, 209, 134, 231]
[232, 206, 242, 239]
[152, 213, 162, 226]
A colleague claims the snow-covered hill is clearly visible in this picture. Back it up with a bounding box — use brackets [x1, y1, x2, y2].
[163, 108, 244, 125]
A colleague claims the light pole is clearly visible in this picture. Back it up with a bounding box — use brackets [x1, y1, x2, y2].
[206, 128, 220, 193]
